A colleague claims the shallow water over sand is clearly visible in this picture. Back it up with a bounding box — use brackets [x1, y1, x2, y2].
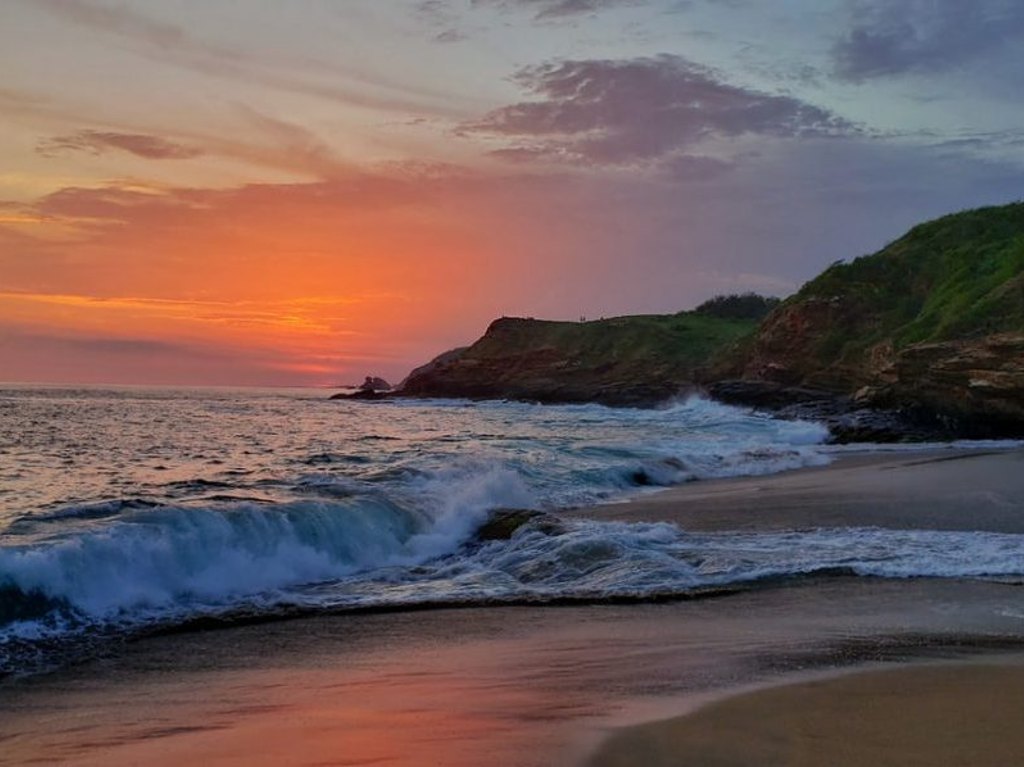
[3, 578, 1024, 767]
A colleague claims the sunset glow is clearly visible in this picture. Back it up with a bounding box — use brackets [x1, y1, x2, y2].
[4, 0, 1024, 385]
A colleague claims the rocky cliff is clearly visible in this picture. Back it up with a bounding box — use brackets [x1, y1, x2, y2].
[716, 202, 1024, 435]
[353, 203, 1024, 439]
[398, 312, 757, 407]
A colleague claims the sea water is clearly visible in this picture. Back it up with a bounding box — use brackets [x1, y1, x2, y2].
[2, 384, 1024, 675]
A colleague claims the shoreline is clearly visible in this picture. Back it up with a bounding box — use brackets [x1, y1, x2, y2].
[568, 446, 1024, 533]
[3, 446, 1024, 765]
[574, 446, 1024, 766]
[585, 658, 1024, 767]
[4, 579, 1024, 767]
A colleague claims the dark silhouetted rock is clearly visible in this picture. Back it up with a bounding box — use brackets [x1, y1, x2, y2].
[474, 509, 566, 542]
[359, 376, 392, 392]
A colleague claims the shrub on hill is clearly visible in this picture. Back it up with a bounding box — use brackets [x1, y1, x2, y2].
[693, 293, 781, 321]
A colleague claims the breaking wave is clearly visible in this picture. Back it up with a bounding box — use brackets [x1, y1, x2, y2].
[4, 391, 1017, 676]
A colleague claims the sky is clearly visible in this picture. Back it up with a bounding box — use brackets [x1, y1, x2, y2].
[2, 0, 1023, 386]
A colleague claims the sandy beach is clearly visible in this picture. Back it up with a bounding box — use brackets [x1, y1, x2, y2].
[571, 448, 1024, 533]
[587, 661, 1024, 767]
[3, 448, 1024, 766]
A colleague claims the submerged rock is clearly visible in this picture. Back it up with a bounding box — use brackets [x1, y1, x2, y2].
[474, 509, 566, 542]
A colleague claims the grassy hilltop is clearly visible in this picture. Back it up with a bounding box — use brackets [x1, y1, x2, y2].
[730, 202, 1024, 384]
[809, 204, 1024, 345]
[720, 202, 1024, 432]
[395, 201, 1024, 434]
[399, 297, 774, 407]
[729, 203, 1024, 385]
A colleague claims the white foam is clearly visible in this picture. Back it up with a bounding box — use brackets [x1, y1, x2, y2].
[415, 522, 1024, 601]
[0, 499, 433, 623]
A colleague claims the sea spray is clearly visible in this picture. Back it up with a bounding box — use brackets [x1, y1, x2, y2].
[0, 498, 428, 623]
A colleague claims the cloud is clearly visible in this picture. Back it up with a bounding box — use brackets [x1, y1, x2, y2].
[30, 0, 186, 48]
[7, 332, 206, 356]
[832, 0, 1024, 81]
[37, 130, 203, 160]
[19, 103, 350, 180]
[472, 0, 645, 19]
[473, 0, 752, 20]
[414, 0, 468, 42]
[464, 55, 856, 169]
[661, 154, 734, 181]
[0, 324, 339, 386]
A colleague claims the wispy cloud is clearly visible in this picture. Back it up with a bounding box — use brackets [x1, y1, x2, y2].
[28, 0, 470, 117]
[414, 0, 469, 43]
[37, 130, 203, 160]
[0, 291, 373, 335]
[473, 0, 646, 19]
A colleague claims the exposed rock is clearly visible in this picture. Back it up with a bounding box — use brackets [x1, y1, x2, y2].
[330, 389, 389, 401]
[705, 380, 840, 410]
[706, 380, 956, 443]
[398, 313, 756, 407]
[396, 347, 468, 391]
[329, 375, 394, 401]
[874, 334, 1024, 437]
[359, 376, 392, 392]
[474, 509, 566, 542]
[715, 202, 1024, 438]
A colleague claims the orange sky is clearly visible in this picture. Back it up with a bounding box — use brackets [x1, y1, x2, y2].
[4, 0, 1023, 386]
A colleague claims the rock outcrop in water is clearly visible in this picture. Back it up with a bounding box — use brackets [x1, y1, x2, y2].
[330, 375, 393, 401]
[359, 376, 392, 392]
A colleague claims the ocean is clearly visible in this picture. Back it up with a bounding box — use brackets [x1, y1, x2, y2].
[3, 384, 1024, 677]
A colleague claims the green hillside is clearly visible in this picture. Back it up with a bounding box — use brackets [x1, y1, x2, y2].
[792, 202, 1024, 358]
[724, 201, 1024, 433]
[395, 201, 1024, 432]
[400, 311, 757, 406]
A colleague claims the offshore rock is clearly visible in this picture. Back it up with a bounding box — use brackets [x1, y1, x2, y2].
[359, 376, 392, 392]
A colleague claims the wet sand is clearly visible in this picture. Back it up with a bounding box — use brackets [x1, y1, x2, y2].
[3, 577, 1024, 767]
[587, 661, 1024, 767]
[3, 448, 1024, 766]
[571, 448, 1024, 533]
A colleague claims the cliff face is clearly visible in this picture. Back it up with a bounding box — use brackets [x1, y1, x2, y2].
[399, 313, 756, 407]
[878, 334, 1024, 431]
[389, 203, 1024, 437]
[722, 202, 1024, 433]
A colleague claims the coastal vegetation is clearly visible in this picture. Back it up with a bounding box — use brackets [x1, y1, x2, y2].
[727, 202, 1024, 433]
[384, 202, 1024, 435]
[693, 292, 781, 321]
[398, 312, 758, 406]
[735, 202, 1024, 380]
